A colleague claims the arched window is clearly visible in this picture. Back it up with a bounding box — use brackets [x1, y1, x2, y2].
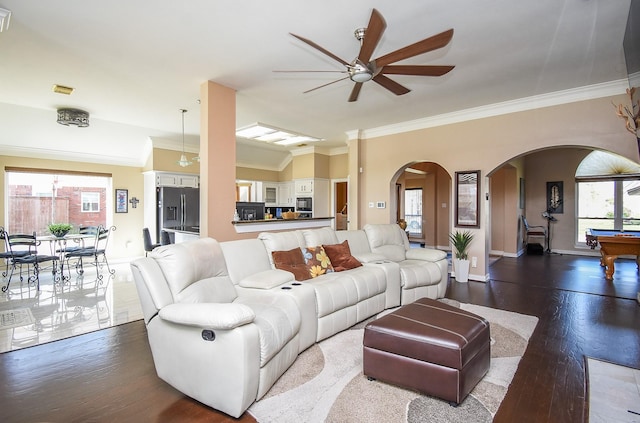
[575, 151, 640, 242]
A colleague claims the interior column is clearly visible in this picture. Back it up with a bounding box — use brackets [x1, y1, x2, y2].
[199, 80, 237, 241]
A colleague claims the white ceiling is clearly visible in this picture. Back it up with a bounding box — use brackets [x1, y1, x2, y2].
[0, 0, 633, 169]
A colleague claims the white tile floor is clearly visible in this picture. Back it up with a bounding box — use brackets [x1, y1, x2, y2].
[0, 259, 143, 353]
[588, 357, 640, 422]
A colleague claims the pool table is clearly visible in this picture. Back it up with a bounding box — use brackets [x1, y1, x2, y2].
[585, 229, 640, 280]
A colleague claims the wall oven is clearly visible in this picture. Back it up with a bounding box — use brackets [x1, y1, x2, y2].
[296, 197, 312, 212]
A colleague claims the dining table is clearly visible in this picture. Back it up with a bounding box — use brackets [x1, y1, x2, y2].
[37, 233, 96, 281]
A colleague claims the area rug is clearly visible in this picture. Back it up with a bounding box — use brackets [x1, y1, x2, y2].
[249, 301, 538, 423]
[586, 357, 640, 422]
[0, 308, 35, 330]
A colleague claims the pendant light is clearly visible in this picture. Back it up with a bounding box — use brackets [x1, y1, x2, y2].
[177, 109, 192, 167]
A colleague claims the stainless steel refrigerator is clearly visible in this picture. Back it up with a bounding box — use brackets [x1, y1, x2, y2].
[156, 186, 199, 239]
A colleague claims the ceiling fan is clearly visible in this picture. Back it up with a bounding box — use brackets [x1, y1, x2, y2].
[283, 8, 455, 102]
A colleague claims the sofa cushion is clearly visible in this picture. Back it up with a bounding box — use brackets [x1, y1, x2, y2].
[272, 248, 311, 281]
[301, 227, 339, 247]
[302, 246, 334, 278]
[176, 276, 238, 304]
[364, 224, 407, 262]
[259, 231, 306, 267]
[235, 294, 301, 367]
[152, 238, 230, 299]
[322, 240, 362, 272]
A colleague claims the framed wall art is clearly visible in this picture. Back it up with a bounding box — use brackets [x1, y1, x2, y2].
[546, 181, 563, 213]
[455, 170, 480, 228]
[115, 188, 128, 213]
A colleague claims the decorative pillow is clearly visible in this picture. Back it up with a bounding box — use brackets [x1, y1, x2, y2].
[301, 246, 334, 278]
[322, 240, 362, 272]
[271, 248, 310, 281]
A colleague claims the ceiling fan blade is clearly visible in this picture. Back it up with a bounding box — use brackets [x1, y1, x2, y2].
[348, 83, 363, 102]
[381, 65, 455, 76]
[358, 8, 386, 64]
[273, 70, 347, 73]
[290, 33, 350, 66]
[373, 74, 410, 96]
[373, 28, 454, 68]
[304, 76, 351, 94]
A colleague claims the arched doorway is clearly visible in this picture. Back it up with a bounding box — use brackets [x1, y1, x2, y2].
[390, 162, 451, 249]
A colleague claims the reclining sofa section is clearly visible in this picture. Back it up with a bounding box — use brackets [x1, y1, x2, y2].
[130, 224, 448, 417]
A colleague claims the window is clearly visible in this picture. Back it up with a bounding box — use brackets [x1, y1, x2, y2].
[577, 180, 640, 241]
[81, 192, 100, 212]
[575, 151, 640, 243]
[5, 169, 111, 235]
[404, 188, 423, 237]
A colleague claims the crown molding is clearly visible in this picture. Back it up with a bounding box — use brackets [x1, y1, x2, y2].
[346, 79, 630, 140]
[0, 144, 143, 167]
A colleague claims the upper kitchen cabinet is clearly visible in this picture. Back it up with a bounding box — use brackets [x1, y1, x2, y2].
[263, 182, 278, 207]
[156, 172, 199, 188]
[295, 179, 313, 195]
[278, 181, 294, 207]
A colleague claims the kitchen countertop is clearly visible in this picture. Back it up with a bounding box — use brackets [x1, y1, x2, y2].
[232, 217, 334, 233]
[163, 225, 200, 235]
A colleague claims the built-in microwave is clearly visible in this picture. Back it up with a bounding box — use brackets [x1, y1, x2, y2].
[296, 197, 312, 211]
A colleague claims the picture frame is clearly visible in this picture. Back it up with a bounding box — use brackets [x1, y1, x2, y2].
[455, 170, 480, 228]
[115, 189, 128, 213]
[546, 181, 563, 213]
[519, 178, 526, 209]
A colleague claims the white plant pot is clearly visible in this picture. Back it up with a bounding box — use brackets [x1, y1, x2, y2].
[453, 258, 470, 283]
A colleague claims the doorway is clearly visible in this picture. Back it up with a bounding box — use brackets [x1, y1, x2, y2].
[333, 180, 348, 230]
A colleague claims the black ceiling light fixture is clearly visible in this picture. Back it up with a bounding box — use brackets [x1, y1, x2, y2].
[56, 108, 90, 128]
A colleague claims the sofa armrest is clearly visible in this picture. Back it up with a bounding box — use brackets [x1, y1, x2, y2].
[352, 252, 388, 263]
[238, 269, 294, 289]
[159, 303, 255, 330]
[405, 248, 447, 262]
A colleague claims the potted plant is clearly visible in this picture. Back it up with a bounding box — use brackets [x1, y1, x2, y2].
[48, 223, 73, 238]
[449, 230, 474, 282]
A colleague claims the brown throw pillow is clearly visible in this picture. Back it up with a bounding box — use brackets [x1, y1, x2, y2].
[272, 247, 310, 281]
[322, 240, 362, 272]
[302, 246, 334, 278]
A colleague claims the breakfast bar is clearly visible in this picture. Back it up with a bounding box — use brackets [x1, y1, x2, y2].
[232, 217, 334, 233]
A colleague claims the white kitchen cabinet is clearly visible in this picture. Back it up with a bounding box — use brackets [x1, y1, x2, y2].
[278, 182, 295, 207]
[156, 172, 199, 188]
[263, 182, 278, 207]
[295, 179, 314, 195]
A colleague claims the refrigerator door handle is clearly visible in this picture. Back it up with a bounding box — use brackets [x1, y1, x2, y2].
[181, 194, 185, 227]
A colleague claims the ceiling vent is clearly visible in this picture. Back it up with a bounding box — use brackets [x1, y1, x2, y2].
[52, 84, 75, 95]
[57, 108, 90, 128]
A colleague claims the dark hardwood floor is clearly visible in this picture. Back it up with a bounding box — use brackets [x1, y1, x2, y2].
[0, 254, 638, 422]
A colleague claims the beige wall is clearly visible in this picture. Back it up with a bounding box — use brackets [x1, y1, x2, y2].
[352, 94, 638, 279]
[150, 148, 201, 174]
[0, 155, 144, 259]
[292, 154, 314, 179]
[236, 166, 279, 182]
[329, 154, 348, 179]
[523, 148, 592, 252]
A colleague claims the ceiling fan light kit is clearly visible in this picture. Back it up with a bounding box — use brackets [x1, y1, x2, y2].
[287, 8, 455, 102]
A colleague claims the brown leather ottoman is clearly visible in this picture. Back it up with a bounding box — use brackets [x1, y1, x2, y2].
[363, 297, 490, 405]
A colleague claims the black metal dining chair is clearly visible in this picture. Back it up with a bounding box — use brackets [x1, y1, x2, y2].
[65, 225, 116, 281]
[3, 232, 60, 292]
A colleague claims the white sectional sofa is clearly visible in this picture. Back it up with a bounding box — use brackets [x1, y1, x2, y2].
[130, 224, 448, 418]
